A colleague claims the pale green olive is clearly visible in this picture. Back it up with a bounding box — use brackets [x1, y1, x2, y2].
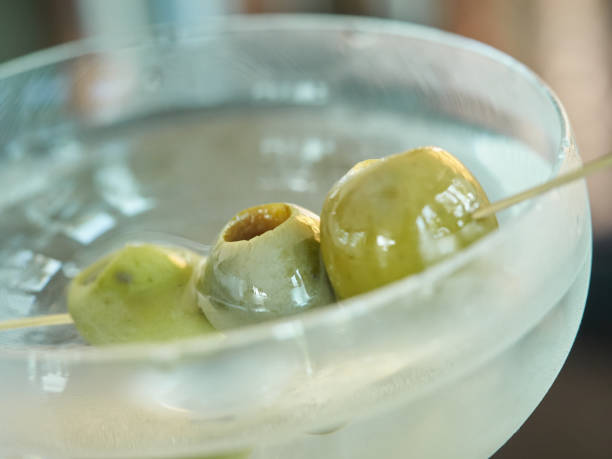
[320, 146, 499, 299]
[68, 244, 215, 344]
[198, 202, 335, 329]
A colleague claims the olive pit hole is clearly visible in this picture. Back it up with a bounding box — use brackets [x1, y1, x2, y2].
[224, 203, 291, 242]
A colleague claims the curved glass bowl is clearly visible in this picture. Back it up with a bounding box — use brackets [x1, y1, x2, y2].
[0, 15, 591, 459]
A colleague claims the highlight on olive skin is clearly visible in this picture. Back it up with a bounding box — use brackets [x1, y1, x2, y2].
[68, 243, 216, 345]
[320, 146, 499, 299]
[198, 202, 335, 330]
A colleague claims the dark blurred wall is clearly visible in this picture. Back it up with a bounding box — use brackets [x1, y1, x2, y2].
[0, 0, 79, 62]
[0, 1, 50, 62]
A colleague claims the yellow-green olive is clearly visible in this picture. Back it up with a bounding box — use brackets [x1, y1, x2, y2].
[320, 146, 499, 299]
[198, 203, 335, 329]
[68, 244, 215, 344]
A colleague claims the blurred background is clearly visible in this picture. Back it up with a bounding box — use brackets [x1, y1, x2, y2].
[0, 1, 610, 457]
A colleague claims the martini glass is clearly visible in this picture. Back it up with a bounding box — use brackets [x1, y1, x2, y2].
[0, 15, 591, 459]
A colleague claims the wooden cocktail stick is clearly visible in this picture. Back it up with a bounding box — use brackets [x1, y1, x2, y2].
[472, 151, 612, 220]
[0, 313, 73, 331]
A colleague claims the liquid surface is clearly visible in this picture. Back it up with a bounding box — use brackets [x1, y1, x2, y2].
[0, 105, 550, 348]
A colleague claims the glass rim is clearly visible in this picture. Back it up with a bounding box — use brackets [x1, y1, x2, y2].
[0, 14, 574, 362]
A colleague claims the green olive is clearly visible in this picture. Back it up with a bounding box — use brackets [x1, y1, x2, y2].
[68, 244, 215, 344]
[320, 146, 499, 299]
[198, 202, 335, 329]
